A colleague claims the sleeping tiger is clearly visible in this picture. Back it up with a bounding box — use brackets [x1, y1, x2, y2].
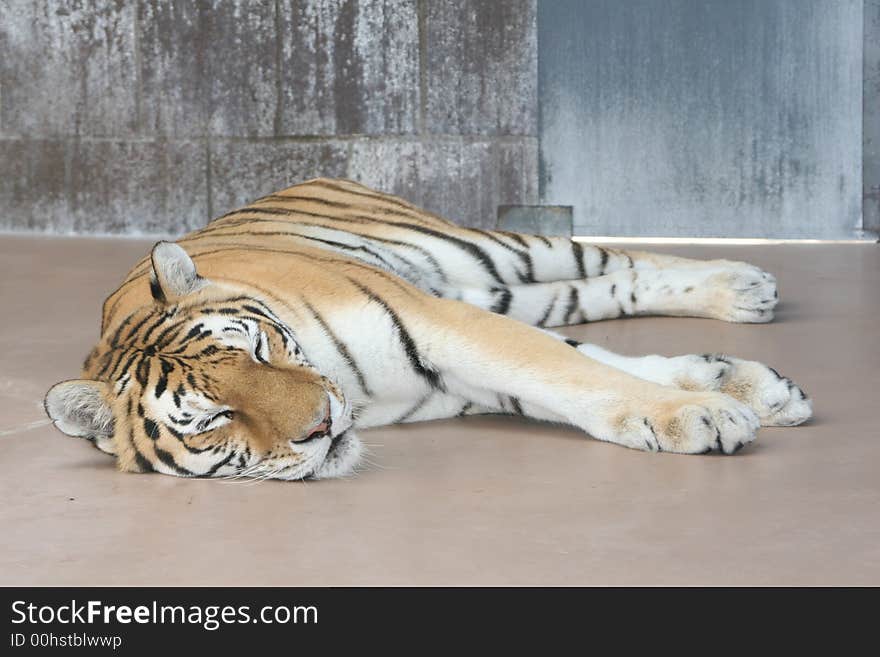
[44, 177, 812, 480]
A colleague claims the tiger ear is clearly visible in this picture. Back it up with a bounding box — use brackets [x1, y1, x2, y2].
[149, 241, 207, 304]
[44, 379, 117, 455]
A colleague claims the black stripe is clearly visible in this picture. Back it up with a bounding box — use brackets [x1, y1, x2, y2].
[165, 424, 184, 439]
[140, 314, 168, 344]
[109, 313, 135, 347]
[143, 418, 160, 440]
[597, 247, 609, 275]
[509, 397, 524, 415]
[572, 241, 586, 278]
[95, 348, 123, 379]
[180, 323, 205, 344]
[294, 235, 401, 272]
[153, 320, 186, 349]
[498, 231, 529, 248]
[154, 359, 174, 398]
[166, 426, 215, 454]
[563, 286, 580, 324]
[129, 432, 154, 472]
[125, 311, 155, 342]
[471, 228, 534, 283]
[301, 300, 373, 396]
[393, 225, 505, 284]
[307, 179, 445, 220]
[202, 451, 236, 477]
[358, 233, 449, 283]
[252, 332, 268, 363]
[115, 374, 131, 393]
[167, 414, 193, 427]
[347, 278, 444, 391]
[564, 338, 581, 348]
[154, 446, 193, 476]
[173, 383, 185, 408]
[215, 204, 421, 234]
[125, 402, 154, 473]
[393, 392, 433, 423]
[256, 193, 352, 209]
[134, 451, 153, 473]
[149, 275, 166, 303]
[537, 293, 558, 328]
[490, 287, 513, 315]
[156, 324, 188, 351]
[242, 304, 276, 322]
[135, 355, 151, 387]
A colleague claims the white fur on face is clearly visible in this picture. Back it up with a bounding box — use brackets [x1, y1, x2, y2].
[311, 432, 363, 479]
[197, 314, 308, 366]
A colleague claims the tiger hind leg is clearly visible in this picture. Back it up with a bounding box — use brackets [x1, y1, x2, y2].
[455, 229, 777, 287]
[447, 265, 778, 326]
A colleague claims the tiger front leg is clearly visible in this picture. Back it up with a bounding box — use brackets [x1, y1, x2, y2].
[566, 342, 812, 427]
[416, 299, 760, 454]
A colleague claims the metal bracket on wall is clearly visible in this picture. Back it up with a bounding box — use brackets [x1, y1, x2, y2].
[497, 205, 573, 237]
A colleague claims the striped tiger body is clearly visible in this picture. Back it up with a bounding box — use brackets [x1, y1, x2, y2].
[45, 178, 812, 480]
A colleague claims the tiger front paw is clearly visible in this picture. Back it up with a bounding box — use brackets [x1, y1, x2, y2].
[613, 392, 760, 455]
[655, 354, 812, 428]
[718, 358, 812, 427]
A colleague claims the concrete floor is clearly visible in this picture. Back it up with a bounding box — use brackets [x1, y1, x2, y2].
[0, 235, 878, 586]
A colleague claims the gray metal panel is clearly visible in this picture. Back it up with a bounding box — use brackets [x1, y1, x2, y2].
[539, 0, 864, 238]
[866, 0, 880, 234]
[497, 205, 572, 236]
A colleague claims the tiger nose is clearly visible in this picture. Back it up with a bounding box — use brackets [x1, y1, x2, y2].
[291, 404, 331, 444]
[306, 418, 329, 438]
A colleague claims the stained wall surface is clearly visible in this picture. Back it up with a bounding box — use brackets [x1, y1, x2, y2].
[0, 0, 538, 233]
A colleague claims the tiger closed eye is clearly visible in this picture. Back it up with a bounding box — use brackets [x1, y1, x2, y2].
[196, 410, 234, 432]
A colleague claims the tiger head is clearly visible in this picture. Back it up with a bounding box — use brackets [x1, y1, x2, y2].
[44, 242, 360, 480]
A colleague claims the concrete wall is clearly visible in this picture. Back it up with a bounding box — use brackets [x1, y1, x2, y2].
[0, 0, 538, 234]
